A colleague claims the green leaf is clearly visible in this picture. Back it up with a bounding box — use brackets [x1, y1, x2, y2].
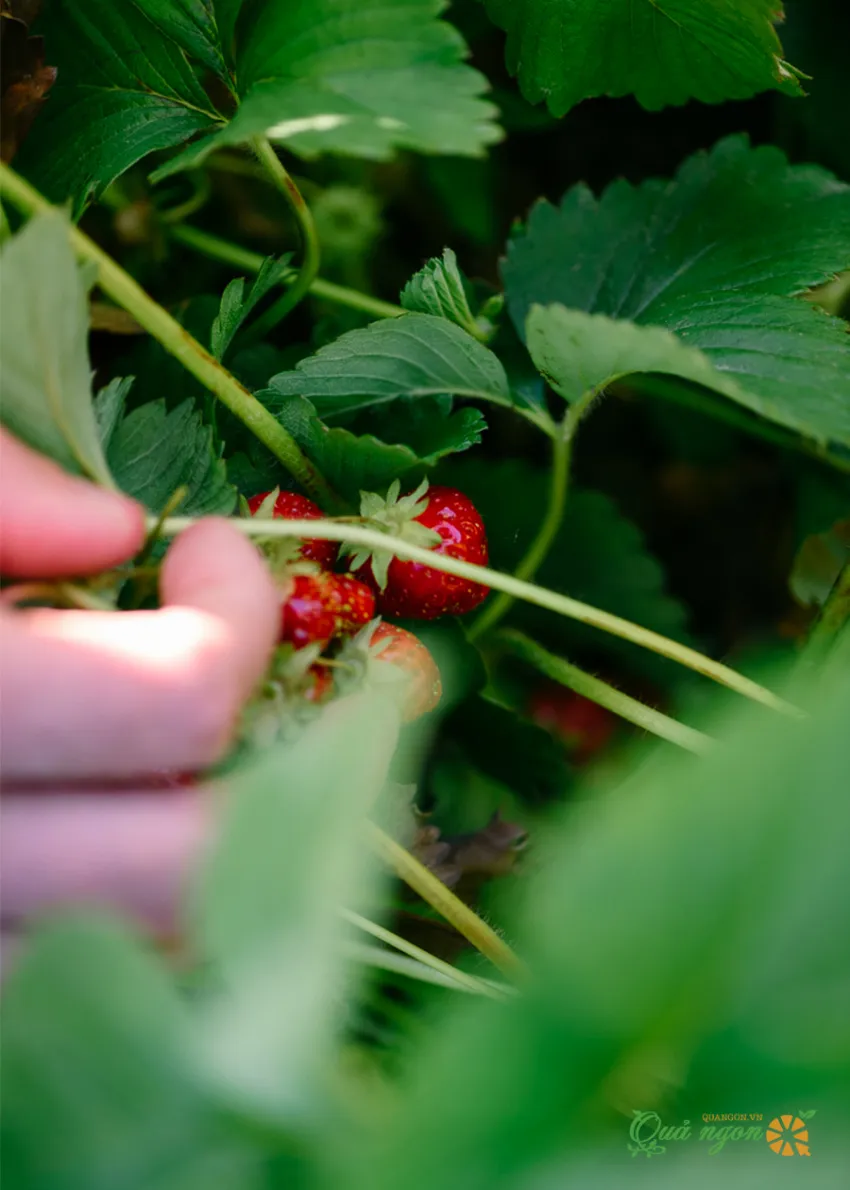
[438, 456, 692, 681]
[482, 0, 803, 117]
[210, 254, 293, 361]
[96, 391, 236, 515]
[401, 248, 479, 335]
[526, 304, 760, 408]
[269, 392, 486, 503]
[19, 0, 221, 211]
[0, 915, 202, 1190]
[139, 0, 230, 79]
[267, 313, 511, 420]
[188, 690, 400, 1122]
[504, 138, 850, 452]
[155, 0, 501, 179]
[0, 214, 114, 486]
[349, 654, 850, 1190]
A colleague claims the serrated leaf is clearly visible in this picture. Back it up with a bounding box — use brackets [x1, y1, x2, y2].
[93, 376, 135, 449]
[267, 313, 511, 420]
[401, 249, 478, 334]
[504, 138, 850, 452]
[97, 393, 236, 515]
[154, 0, 501, 181]
[268, 392, 486, 503]
[482, 0, 803, 117]
[188, 690, 399, 1122]
[18, 0, 221, 211]
[139, 0, 229, 79]
[526, 305, 758, 409]
[22, 1, 500, 206]
[0, 213, 114, 486]
[210, 254, 293, 361]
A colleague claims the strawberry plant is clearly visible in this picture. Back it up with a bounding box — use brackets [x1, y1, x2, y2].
[1, 0, 850, 1185]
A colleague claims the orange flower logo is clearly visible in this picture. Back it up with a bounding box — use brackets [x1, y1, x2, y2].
[766, 1116, 811, 1156]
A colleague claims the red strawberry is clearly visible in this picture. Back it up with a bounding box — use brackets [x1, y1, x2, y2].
[528, 683, 616, 765]
[371, 623, 442, 721]
[247, 488, 337, 568]
[347, 480, 489, 619]
[280, 571, 375, 648]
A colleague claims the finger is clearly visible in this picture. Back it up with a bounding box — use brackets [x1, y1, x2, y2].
[0, 430, 145, 577]
[0, 789, 208, 930]
[0, 521, 279, 780]
[160, 517, 281, 705]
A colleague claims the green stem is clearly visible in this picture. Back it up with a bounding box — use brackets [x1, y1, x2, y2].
[803, 560, 850, 659]
[238, 137, 321, 344]
[469, 430, 570, 641]
[469, 389, 596, 641]
[169, 222, 405, 321]
[365, 823, 526, 981]
[345, 941, 496, 992]
[0, 162, 336, 507]
[154, 514, 804, 717]
[498, 629, 713, 755]
[341, 909, 512, 999]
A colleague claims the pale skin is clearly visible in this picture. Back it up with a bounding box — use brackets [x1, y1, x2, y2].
[0, 429, 280, 932]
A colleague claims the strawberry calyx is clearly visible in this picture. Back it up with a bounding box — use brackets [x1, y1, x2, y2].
[343, 479, 442, 591]
[332, 618, 442, 721]
[243, 487, 337, 575]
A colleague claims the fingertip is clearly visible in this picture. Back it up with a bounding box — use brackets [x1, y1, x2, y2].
[0, 432, 145, 576]
[160, 518, 279, 698]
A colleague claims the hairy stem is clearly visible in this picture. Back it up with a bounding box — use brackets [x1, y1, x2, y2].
[469, 388, 599, 640]
[169, 223, 405, 321]
[0, 162, 336, 506]
[155, 514, 803, 716]
[499, 629, 713, 755]
[341, 909, 512, 998]
[238, 137, 321, 344]
[365, 824, 526, 980]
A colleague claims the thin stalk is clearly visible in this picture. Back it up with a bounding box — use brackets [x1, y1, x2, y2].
[365, 823, 527, 981]
[344, 942, 485, 993]
[341, 909, 512, 999]
[169, 222, 405, 321]
[469, 388, 602, 641]
[803, 560, 850, 659]
[154, 514, 803, 717]
[240, 137, 320, 343]
[499, 629, 714, 755]
[0, 163, 336, 507]
[469, 429, 571, 641]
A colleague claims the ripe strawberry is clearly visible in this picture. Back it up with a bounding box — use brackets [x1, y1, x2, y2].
[370, 623, 442, 721]
[280, 571, 375, 648]
[528, 683, 616, 765]
[346, 480, 489, 619]
[247, 488, 337, 568]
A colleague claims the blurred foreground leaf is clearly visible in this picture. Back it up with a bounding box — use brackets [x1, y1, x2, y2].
[0, 213, 113, 485]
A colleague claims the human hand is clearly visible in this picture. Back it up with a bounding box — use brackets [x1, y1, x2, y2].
[0, 430, 279, 934]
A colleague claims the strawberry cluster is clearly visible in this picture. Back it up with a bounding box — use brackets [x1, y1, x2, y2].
[245, 480, 488, 724]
